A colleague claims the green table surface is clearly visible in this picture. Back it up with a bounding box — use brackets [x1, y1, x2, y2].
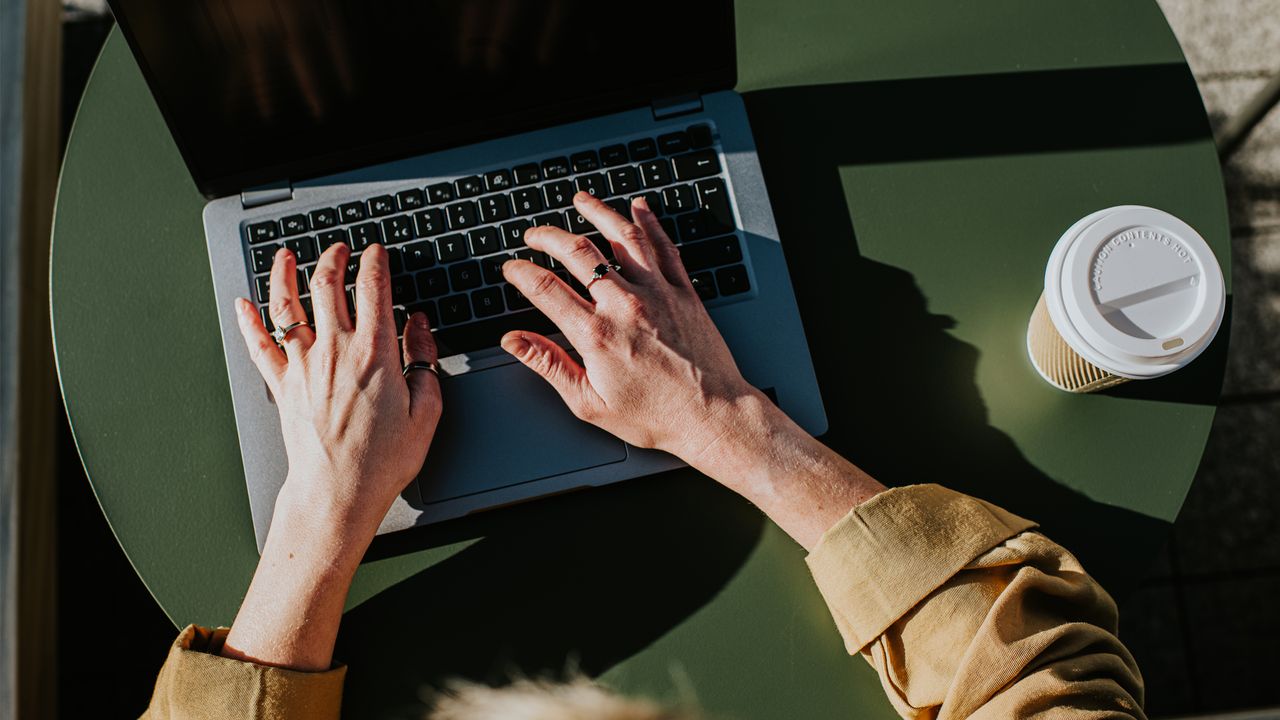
[53, 1, 1230, 717]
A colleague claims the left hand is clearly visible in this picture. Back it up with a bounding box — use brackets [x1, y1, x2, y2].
[234, 241, 442, 533]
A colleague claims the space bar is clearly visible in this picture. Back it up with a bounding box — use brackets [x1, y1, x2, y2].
[433, 308, 561, 358]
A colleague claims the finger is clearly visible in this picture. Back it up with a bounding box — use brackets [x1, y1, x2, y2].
[353, 244, 397, 352]
[502, 259, 595, 340]
[308, 242, 353, 336]
[523, 225, 631, 299]
[632, 196, 692, 289]
[268, 248, 315, 355]
[402, 311, 442, 423]
[500, 331, 602, 420]
[573, 191, 659, 278]
[235, 297, 286, 389]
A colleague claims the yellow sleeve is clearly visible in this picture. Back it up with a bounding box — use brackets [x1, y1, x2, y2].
[141, 625, 345, 720]
[806, 484, 1145, 719]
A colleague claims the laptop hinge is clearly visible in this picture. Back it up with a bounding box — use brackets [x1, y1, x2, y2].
[651, 93, 704, 121]
[240, 182, 293, 210]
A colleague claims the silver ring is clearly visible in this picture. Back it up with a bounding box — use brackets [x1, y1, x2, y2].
[270, 320, 309, 345]
[585, 262, 622, 290]
[403, 361, 440, 378]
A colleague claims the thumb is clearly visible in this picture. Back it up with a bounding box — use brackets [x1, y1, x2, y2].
[401, 311, 442, 423]
[500, 331, 600, 420]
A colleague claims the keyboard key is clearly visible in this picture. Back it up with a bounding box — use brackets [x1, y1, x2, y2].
[511, 187, 543, 215]
[405, 300, 438, 329]
[603, 197, 630, 217]
[639, 159, 672, 188]
[504, 283, 532, 310]
[659, 217, 677, 242]
[391, 274, 417, 305]
[396, 188, 425, 211]
[402, 240, 435, 271]
[689, 271, 717, 300]
[250, 244, 278, 273]
[672, 149, 721, 181]
[628, 137, 658, 161]
[381, 215, 415, 244]
[662, 184, 696, 214]
[259, 307, 273, 331]
[486, 170, 514, 192]
[344, 256, 361, 284]
[454, 176, 484, 198]
[478, 194, 512, 223]
[513, 163, 541, 185]
[543, 180, 575, 209]
[687, 123, 713, 148]
[255, 275, 271, 303]
[695, 177, 733, 231]
[471, 286, 505, 318]
[387, 246, 403, 275]
[632, 191, 664, 216]
[677, 210, 723, 243]
[394, 307, 408, 335]
[282, 236, 317, 264]
[566, 209, 594, 234]
[541, 157, 571, 179]
[413, 207, 446, 237]
[308, 207, 338, 229]
[367, 195, 396, 217]
[280, 214, 309, 236]
[575, 173, 609, 199]
[338, 202, 366, 223]
[467, 227, 502, 256]
[317, 228, 348, 252]
[533, 211, 567, 230]
[434, 234, 468, 262]
[607, 166, 640, 195]
[425, 182, 454, 204]
[500, 219, 531, 249]
[658, 131, 691, 155]
[480, 253, 511, 284]
[715, 264, 750, 295]
[350, 222, 383, 250]
[681, 235, 742, 272]
[585, 233, 614, 260]
[449, 260, 482, 291]
[570, 150, 600, 173]
[416, 268, 449, 298]
[247, 220, 279, 244]
[445, 200, 479, 231]
[438, 293, 473, 325]
[600, 144, 628, 166]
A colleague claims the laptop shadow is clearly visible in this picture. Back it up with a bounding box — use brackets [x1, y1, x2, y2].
[334, 64, 1218, 717]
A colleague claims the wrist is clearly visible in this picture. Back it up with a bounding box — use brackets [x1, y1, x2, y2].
[678, 387, 803, 490]
[270, 478, 378, 570]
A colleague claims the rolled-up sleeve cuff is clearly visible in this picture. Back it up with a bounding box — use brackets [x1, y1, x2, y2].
[146, 625, 346, 720]
[805, 484, 1035, 653]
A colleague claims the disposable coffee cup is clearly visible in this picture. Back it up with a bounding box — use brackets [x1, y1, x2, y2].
[1027, 206, 1225, 393]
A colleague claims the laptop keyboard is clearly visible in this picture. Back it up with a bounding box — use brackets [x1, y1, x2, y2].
[242, 122, 753, 357]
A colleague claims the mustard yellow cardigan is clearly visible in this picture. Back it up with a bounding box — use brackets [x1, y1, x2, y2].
[142, 485, 1144, 719]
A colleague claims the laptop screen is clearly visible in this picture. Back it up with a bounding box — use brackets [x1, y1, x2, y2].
[107, 0, 736, 198]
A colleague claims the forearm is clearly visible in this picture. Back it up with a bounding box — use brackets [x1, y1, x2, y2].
[686, 389, 885, 550]
[222, 479, 374, 672]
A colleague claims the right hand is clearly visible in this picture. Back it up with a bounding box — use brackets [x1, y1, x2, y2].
[499, 192, 765, 464]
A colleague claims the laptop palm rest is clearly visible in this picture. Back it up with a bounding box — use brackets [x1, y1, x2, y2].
[414, 360, 628, 505]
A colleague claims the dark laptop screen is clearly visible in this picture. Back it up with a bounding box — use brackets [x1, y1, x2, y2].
[107, 0, 736, 197]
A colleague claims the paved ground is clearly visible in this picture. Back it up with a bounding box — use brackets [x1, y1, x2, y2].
[1120, 2, 1280, 717]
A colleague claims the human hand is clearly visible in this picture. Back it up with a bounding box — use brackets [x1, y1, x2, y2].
[499, 192, 762, 466]
[233, 242, 442, 536]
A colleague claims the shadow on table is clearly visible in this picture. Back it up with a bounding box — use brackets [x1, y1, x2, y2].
[741, 64, 1216, 590]
[336, 65, 1217, 717]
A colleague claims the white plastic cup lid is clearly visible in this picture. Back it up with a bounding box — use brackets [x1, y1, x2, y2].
[1043, 206, 1225, 379]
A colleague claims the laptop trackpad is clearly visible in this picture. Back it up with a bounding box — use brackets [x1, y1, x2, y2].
[415, 360, 627, 505]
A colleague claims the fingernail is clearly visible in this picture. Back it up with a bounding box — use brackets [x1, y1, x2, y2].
[634, 196, 650, 211]
[414, 312, 429, 329]
[502, 334, 529, 356]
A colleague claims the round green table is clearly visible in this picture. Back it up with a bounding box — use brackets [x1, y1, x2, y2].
[54, 2, 1230, 717]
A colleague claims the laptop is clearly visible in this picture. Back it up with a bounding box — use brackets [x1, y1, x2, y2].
[107, 0, 827, 551]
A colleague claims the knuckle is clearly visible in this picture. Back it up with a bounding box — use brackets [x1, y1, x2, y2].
[570, 400, 597, 423]
[268, 296, 294, 319]
[309, 267, 341, 291]
[618, 224, 646, 246]
[527, 269, 561, 297]
[567, 236, 598, 262]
